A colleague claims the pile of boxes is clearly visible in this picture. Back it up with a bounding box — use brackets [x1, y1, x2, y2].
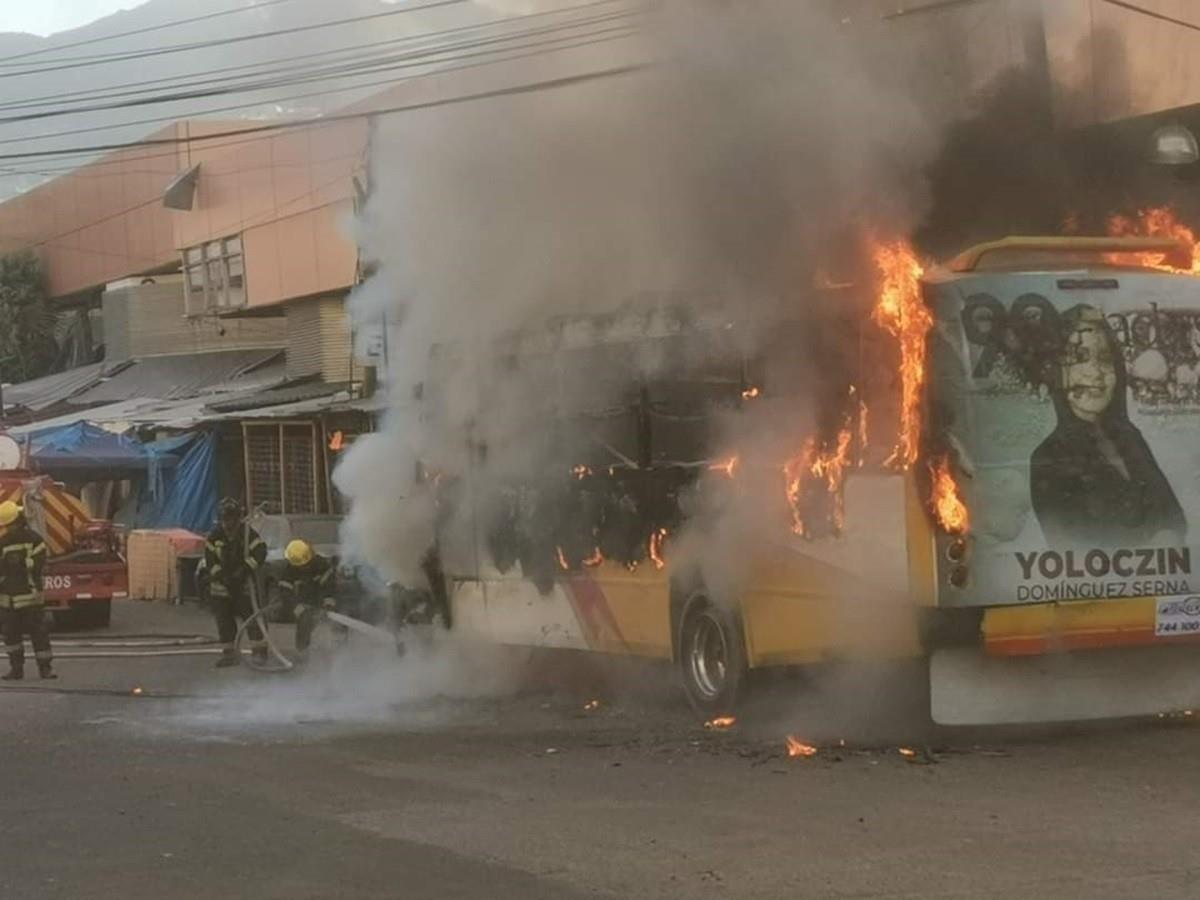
[126, 529, 206, 601]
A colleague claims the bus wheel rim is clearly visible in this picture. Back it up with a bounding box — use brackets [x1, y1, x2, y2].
[688, 610, 728, 700]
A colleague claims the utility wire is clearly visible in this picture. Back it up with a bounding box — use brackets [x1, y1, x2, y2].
[0, 0, 632, 113]
[1098, 0, 1200, 33]
[4, 61, 652, 248]
[0, 0, 473, 77]
[0, 60, 648, 163]
[2, 0, 305, 63]
[0, 23, 639, 150]
[0, 8, 641, 128]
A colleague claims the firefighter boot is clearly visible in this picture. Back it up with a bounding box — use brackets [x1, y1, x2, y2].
[37, 661, 57, 680]
[215, 648, 239, 668]
[3, 645, 23, 681]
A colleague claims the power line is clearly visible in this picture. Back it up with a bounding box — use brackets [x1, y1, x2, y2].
[0, 8, 641, 129]
[3, 63, 647, 259]
[0, 59, 647, 163]
[2, 0, 305, 63]
[0, 0, 631, 112]
[1099, 0, 1200, 33]
[0, 0, 473, 78]
[0, 24, 639, 153]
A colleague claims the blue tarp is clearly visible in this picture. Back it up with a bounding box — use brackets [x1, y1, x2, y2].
[121, 432, 218, 534]
[28, 422, 176, 474]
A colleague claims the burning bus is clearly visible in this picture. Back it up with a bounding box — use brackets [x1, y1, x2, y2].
[410, 234, 1200, 725]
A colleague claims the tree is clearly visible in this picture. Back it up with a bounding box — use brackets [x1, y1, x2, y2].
[0, 251, 58, 384]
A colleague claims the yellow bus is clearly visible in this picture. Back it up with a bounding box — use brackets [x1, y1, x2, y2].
[422, 236, 1200, 724]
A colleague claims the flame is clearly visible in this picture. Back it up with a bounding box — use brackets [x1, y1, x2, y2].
[557, 547, 570, 571]
[572, 464, 592, 480]
[785, 736, 818, 758]
[648, 527, 668, 570]
[870, 239, 930, 469]
[583, 548, 604, 568]
[704, 716, 736, 730]
[1107, 206, 1200, 272]
[584, 699, 601, 711]
[898, 747, 917, 759]
[131, 686, 144, 696]
[930, 454, 969, 534]
[741, 386, 761, 399]
[783, 425, 854, 537]
[328, 430, 345, 451]
[708, 455, 739, 478]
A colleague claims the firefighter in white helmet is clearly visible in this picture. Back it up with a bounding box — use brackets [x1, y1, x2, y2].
[275, 539, 337, 657]
[0, 500, 55, 681]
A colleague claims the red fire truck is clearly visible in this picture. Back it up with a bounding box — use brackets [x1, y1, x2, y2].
[0, 470, 127, 628]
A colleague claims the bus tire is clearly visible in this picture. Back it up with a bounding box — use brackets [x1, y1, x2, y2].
[676, 592, 747, 719]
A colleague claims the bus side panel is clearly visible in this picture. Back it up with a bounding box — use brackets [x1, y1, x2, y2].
[449, 568, 672, 658]
[741, 474, 922, 667]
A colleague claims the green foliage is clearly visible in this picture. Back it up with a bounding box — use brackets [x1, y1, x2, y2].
[0, 251, 57, 383]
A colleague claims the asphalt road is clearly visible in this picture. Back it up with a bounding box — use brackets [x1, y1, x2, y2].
[2, 601, 1199, 900]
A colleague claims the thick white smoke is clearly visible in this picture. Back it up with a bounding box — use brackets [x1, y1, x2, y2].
[337, 0, 938, 585]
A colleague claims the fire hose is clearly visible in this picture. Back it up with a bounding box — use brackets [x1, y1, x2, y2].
[234, 578, 295, 674]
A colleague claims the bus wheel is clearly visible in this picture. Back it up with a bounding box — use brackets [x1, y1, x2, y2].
[677, 593, 747, 718]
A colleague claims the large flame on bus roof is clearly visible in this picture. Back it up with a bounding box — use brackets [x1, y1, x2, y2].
[1106, 206, 1200, 273]
[870, 239, 930, 469]
[930, 455, 969, 534]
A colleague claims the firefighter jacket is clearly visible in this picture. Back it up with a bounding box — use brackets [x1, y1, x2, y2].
[0, 522, 48, 609]
[277, 555, 335, 607]
[204, 525, 267, 598]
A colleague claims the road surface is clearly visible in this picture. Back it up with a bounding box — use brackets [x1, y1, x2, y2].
[2, 601, 1198, 899]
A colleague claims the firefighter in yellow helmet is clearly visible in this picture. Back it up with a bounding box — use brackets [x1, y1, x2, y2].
[0, 500, 54, 681]
[275, 539, 336, 657]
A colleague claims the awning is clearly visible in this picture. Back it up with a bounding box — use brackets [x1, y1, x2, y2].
[27, 421, 177, 477]
[68, 348, 283, 405]
[6, 383, 382, 436]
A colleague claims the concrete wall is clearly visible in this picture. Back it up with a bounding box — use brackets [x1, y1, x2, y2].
[172, 118, 366, 310]
[0, 124, 186, 298]
[102, 276, 286, 362]
[1043, 0, 1200, 128]
[0, 118, 365, 306]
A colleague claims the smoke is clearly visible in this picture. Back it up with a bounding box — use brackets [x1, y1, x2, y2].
[176, 634, 526, 730]
[338, 0, 939, 590]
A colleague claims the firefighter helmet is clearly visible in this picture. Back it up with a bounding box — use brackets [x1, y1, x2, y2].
[0, 500, 21, 527]
[285, 539, 314, 568]
[218, 497, 244, 519]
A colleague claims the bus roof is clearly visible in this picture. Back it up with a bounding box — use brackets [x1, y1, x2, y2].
[942, 235, 1194, 275]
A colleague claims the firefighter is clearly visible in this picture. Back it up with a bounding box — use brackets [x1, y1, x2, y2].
[274, 539, 337, 657]
[205, 498, 268, 668]
[0, 501, 54, 681]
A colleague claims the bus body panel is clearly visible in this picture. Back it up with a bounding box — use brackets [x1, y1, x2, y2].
[927, 269, 1200, 611]
[931, 644, 1200, 725]
[983, 596, 1200, 655]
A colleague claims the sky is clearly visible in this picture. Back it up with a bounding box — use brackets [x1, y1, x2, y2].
[0, 0, 147, 37]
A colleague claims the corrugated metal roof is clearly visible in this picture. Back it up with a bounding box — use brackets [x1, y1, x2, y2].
[8, 387, 382, 435]
[206, 379, 347, 413]
[2, 361, 115, 412]
[68, 349, 283, 404]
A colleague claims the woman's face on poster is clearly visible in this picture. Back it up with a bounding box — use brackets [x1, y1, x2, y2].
[1061, 309, 1118, 422]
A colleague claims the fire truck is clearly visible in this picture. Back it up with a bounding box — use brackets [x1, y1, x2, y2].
[0, 440, 127, 628]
